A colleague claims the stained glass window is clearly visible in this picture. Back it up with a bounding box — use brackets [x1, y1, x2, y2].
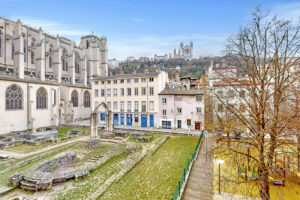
[36, 87, 47, 109]
[6, 84, 23, 110]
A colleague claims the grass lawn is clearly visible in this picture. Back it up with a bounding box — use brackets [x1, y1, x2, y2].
[56, 126, 89, 138]
[214, 146, 300, 200]
[127, 133, 156, 143]
[99, 135, 198, 200]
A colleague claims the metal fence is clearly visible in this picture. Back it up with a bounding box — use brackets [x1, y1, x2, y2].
[171, 131, 204, 200]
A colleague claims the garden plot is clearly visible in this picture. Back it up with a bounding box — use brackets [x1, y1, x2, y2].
[214, 143, 300, 200]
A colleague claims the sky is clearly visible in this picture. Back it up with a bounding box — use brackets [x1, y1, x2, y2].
[1, 0, 299, 60]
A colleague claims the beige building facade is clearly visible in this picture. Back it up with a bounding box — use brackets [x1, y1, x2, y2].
[92, 70, 169, 128]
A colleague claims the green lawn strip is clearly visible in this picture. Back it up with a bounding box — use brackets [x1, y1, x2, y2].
[100, 136, 198, 200]
[127, 133, 160, 143]
[56, 126, 89, 138]
[5, 142, 58, 154]
[55, 146, 129, 200]
[0, 142, 87, 188]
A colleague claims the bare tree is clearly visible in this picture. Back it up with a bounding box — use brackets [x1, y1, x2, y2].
[212, 8, 300, 200]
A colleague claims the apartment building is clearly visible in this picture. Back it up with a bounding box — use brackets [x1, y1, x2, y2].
[92, 70, 168, 128]
[159, 76, 205, 130]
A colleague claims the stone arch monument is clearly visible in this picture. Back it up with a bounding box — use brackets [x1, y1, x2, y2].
[90, 102, 112, 138]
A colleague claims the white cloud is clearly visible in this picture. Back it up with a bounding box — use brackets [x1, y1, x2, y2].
[108, 33, 227, 60]
[271, 2, 300, 23]
[9, 16, 90, 44]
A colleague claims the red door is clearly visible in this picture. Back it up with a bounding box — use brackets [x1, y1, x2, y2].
[195, 122, 201, 130]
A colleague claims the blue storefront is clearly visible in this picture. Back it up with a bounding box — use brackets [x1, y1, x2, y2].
[150, 114, 154, 128]
[100, 112, 106, 121]
[120, 114, 124, 125]
[141, 114, 147, 127]
[113, 113, 119, 125]
[126, 114, 132, 126]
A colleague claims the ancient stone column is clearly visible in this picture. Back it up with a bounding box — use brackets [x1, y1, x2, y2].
[107, 110, 113, 134]
[90, 112, 98, 138]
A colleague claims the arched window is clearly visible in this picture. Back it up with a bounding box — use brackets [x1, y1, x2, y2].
[49, 56, 53, 68]
[62, 48, 68, 71]
[23, 38, 26, 62]
[75, 62, 79, 73]
[12, 43, 14, 59]
[36, 87, 48, 109]
[62, 58, 65, 70]
[75, 52, 80, 74]
[31, 37, 35, 47]
[84, 91, 90, 107]
[71, 90, 78, 107]
[31, 50, 35, 64]
[6, 84, 23, 110]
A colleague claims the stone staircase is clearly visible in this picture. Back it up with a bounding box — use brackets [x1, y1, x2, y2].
[87, 144, 119, 163]
[182, 138, 214, 200]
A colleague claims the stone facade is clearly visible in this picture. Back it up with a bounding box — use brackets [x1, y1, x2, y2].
[0, 18, 108, 134]
[173, 41, 193, 60]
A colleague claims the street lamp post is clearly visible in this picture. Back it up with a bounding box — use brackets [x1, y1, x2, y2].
[214, 159, 224, 194]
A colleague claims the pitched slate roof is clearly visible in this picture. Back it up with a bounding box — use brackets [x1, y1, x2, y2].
[93, 72, 159, 81]
[159, 88, 204, 95]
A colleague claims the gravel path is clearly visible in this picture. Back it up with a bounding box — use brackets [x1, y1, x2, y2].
[0, 136, 126, 159]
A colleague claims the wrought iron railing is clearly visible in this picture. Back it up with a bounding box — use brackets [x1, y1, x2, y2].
[171, 131, 204, 200]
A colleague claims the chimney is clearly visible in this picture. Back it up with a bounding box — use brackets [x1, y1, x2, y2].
[175, 71, 179, 82]
[222, 58, 226, 67]
[210, 60, 214, 68]
[201, 76, 205, 89]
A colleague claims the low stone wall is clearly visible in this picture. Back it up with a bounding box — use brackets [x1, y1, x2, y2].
[8, 144, 122, 192]
[9, 152, 77, 191]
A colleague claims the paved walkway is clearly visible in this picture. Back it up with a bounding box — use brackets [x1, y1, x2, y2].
[115, 125, 202, 136]
[182, 137, 214, 200]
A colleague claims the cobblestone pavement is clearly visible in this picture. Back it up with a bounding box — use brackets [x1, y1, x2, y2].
[182, 137, 214, 200]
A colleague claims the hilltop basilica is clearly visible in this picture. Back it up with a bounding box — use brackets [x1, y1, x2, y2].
[0, 18, 108, 133]
[173, 41, 193, 60]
